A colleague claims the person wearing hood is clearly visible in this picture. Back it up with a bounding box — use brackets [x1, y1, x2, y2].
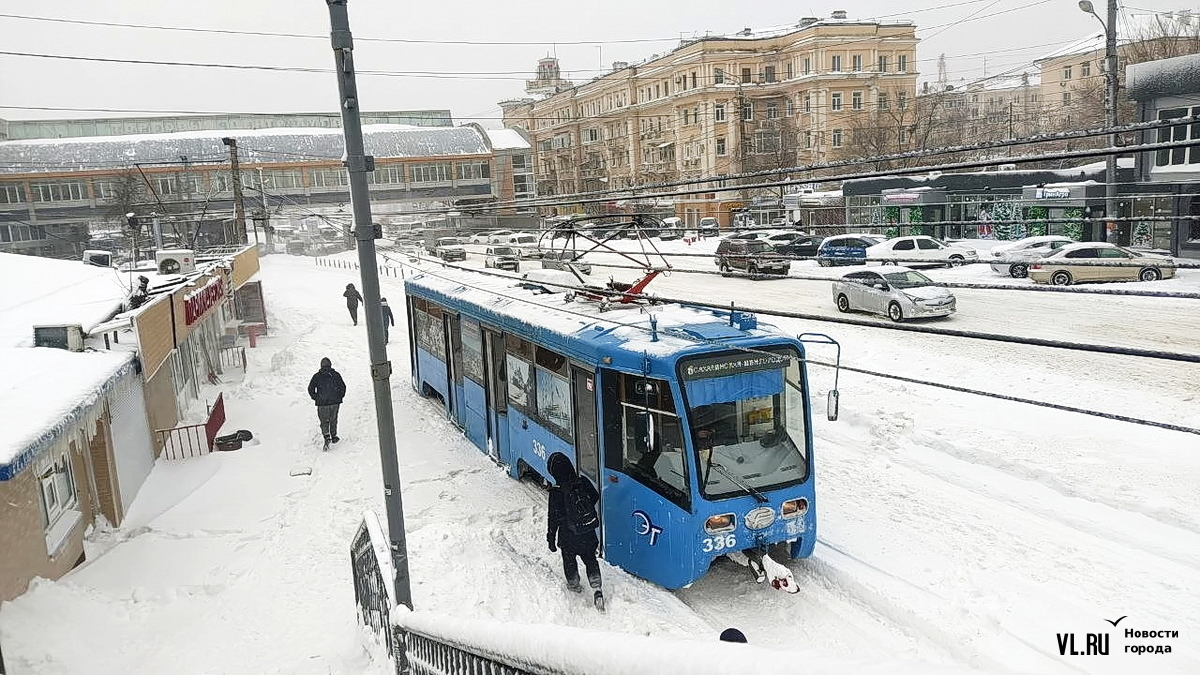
[546, 452, 604, 609]
[343, 283, 363, 325]
[307, 357, 346, 446]
[380, 297, 395, 344]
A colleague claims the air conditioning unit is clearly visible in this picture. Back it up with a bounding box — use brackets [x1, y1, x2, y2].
[156, 249, 196, 275]
[82, 249, 113, 267]
[34, 324, 85, 352]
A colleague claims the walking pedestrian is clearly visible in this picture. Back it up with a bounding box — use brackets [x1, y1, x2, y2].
[343, 283, 363, 325]
[380, 297, 395, 344]
[546, 452, 604, 611]
[307, 357, 346, 448]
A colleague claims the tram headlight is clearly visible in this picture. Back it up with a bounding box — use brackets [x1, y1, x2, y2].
[704, 513, 736, 534]
[781, 498, 809, 519]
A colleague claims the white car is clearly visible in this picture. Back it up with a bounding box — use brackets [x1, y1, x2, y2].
[832, 267, 956, 322]
[867, 235, 979, 267]
[987, 235, 1076, 278]
[468, 231, 495, 244]
[487, 230, 516, 244]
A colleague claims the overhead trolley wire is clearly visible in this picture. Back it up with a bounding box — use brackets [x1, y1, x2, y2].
[366, 255, 1200, 436]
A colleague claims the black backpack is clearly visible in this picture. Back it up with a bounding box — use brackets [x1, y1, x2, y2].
[564, 478, 599, 534]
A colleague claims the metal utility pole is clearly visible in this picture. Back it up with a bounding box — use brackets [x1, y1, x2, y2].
[222, 137, 249, 245]
[326, 0, 413, 611]
[1079, 0, 1119, 241]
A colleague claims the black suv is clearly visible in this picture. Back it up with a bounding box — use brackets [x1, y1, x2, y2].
[715, 239, 790, 276]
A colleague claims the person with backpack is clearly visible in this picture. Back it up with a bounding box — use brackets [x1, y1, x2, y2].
[546, 452, 604, 610]
[343, 283, 363, 325]
[307, 357, 346, 448]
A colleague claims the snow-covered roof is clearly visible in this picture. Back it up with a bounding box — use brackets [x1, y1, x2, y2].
[0, 348, 135, 479]
[483, 128, 530, 151]
[0, 252, 132, 348]
[0, 125, 490, 175]
[1127, 52, 1200, 101]
[406, 266, 786, 359]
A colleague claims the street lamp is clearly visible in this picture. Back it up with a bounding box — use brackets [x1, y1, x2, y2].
[1078, 0, 1119, 241]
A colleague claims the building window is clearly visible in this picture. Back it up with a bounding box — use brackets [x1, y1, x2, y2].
[691, 72, 697, 88]
[804, 94, 811, 112]
[371, 165, 405, 185]
[1063, 65, 1072, 80]
[831, 55, 842, 72]
[513, 174, 533, 197]
[741, 67, 752, 83]
[1081, 61, 1091, 77]
[456, 161, 491, 181]
[681, 110, 689, 125]
[898, 55, 908, 72]
[878, 56, 889, 73]
[37, 448, 78, 532]
[310, 168, 349, 188]
[31, 180, 87, 202]
[753, 129, 780, 154]
[1155, 106, 1199, 166]
[766, 102, 778, 119]
[804, 131, 812, 148]
[786, 62, 793, 79]
[1062, 91, 1071, 106]
[583, 128, 599, 142]
[0, 182, 25, 204]
[785, 98, 795, 116]
[410, 163, 452, 183]
[851, 55, 862, 72]
[832, 129, 843, 148]
[715, 68, 725, 84]
[852, 91, 863, 110]
[878, 92, 889, 110]
[898, 91, 907, 110]
[765, 66, 776, 82]
[715, 103, 726, 121]
[803, 57, 811, 75]
[263, 169, 303, 190]
[716, 137, 727, 155]
[511, 154, 529, 170]
[741, 101, 753, 120]
[831, 93, 842, 111]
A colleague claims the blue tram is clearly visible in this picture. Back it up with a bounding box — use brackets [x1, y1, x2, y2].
[403, 268, 835, 590]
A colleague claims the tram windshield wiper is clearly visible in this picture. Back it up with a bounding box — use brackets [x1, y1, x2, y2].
[710, 462, 769, 503]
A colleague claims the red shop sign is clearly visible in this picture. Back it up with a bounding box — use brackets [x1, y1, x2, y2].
[184, 277, 226, 325]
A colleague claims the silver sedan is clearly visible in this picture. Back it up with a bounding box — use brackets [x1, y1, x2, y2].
[832, 267, 956, 322]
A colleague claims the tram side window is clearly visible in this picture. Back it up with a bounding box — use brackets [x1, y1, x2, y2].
[615, 372, 689, 510]
[534, 346, 572, 439]
[460, 318, 484, 384]
[412, 297, 446, 360]
[505, 335, 535, 414]
[448, 314, 463, 385]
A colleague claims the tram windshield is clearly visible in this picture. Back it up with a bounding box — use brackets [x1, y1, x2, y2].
[679, 348, 809, 500]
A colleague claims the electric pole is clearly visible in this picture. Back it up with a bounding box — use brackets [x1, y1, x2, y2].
[326, 0, 413, 611]
[222, 137, 248, 245]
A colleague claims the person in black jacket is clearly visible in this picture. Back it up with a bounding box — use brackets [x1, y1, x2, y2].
[380, 297, 395, 344]
[343, 283, 363, 325]
[307, 357, 346, 445]
[546, 452, 604, 609]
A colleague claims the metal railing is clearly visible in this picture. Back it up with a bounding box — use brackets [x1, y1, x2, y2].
[220, 346, 247, 371]
[351, 513, 401, 669]
[157, 393, 226, 460]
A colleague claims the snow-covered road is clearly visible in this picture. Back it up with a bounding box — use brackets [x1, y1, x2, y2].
[2, 250, 1196, 674]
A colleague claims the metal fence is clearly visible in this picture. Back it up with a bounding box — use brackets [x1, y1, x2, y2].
[351, 514, 401, 668]
[157, 393, 226, 460]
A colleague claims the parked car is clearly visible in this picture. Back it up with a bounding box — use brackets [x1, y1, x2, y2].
[764, 231, 807, 248]
[867, 235, 979, 267]
[1028, 243, 1176, 285]
[432, 237, 466, 262]
[816, 234, 886, 266]
[659, 216, 683, 241]
[698, 217, 720, 236]
[498, 232, 540, 257]
[484, 246, 521, 271]
[832, 267, 956, 322]
[714, 239, 790, 276]
[468, 230, 495, 244]
[775, 235, 823, 260]
[540, 249, 593, 275]
[988, 235, 1076, 278]
[487, 230, 516, 244]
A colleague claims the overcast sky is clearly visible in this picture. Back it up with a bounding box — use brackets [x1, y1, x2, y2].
[0, 0, 1193, 128]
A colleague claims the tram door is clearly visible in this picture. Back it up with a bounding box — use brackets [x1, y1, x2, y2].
[571, 365, 601, 538]
[481, 329, 509, 464]
[442, 313, 460, 424]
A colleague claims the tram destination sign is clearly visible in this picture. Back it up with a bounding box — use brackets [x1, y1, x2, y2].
[681, 352, 789, 380]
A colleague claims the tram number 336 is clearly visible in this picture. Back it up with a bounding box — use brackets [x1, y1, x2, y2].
[702, 535, 737, 552]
